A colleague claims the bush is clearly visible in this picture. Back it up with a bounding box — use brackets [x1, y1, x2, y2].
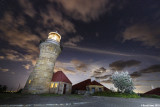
[141, 94, 160, 99]
[93, 91, 140, 98]
[111, 71, 135, 94]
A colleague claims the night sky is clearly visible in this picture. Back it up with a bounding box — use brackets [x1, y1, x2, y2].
[0, 0, 160, 93]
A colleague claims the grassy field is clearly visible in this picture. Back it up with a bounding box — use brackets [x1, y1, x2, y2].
[93, 91, 140, 98]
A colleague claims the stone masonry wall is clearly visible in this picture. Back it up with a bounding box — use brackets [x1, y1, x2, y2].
[50, 82, 72, 94]
[23, 41, 61, 94]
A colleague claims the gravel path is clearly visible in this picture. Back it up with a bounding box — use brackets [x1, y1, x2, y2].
[0, 95, 160, 107]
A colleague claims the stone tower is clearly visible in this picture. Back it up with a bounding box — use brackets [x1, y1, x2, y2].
[23, 32, 62, 94]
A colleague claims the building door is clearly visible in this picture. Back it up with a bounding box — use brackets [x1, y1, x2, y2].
[63, 84, 66, 94]
[92, 88, 95, 93]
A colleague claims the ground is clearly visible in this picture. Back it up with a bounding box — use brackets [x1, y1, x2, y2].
[0, 94, 160, 107]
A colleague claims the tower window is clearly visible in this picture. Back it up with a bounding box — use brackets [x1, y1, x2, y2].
[29, 80, 31, 84]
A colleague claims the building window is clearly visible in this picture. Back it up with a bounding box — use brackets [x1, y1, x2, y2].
[28, 80, 31, 84]
[55, 83, 58, 88]
[50, 83, 54, 88]
[99, 88, 102, 92]
[92, 88, 95, 93]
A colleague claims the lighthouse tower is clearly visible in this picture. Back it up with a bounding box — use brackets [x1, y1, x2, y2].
[23, 32, 62, 94]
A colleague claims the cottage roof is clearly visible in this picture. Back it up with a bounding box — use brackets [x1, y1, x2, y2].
[144, 87, 160, 96]
[51, 71, 72, 84]
[72, 79, 110, 91]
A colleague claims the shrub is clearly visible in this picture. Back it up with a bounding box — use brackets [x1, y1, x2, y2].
[111, 71, 135, 94]
[93, 91, 140, 98]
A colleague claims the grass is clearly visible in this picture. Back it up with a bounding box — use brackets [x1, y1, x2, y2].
[40, 93, 62, 97]
[67, 94, 83, 98]
[40, 93, 83, 98]
[0, 93, 25, 99]
[141, 94, 160, 99]
[93, 91, 140, 98]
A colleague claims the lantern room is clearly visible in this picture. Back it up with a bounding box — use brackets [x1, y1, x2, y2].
[48, 32, 61, 42]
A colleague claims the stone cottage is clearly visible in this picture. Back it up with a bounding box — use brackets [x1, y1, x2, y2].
[50, 71, 72, 94]
[72, 79, 110, 94]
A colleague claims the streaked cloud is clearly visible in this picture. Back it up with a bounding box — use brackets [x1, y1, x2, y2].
[95, 75, 111, 80]
[0, 68, 9, 72]
[64, 45, 132, 56]
[101, 78, 112, 83]
[1, 49, 36, 66]
[64, 35, 83, 46]
[130, 64, 160, 79]
[11, 72, 15, 75]
[123, 24, 160, 48]
[0, 56, 4, 59]
[140, 64, 160, 73]
[55, 59, 89, 73]
[54, 67, 75, 74]
[92, 67, 109, 77]
[23, 64, 31, 70]
[109, 60, 141, 71]
[130, 71, 141, 78]
[70, 59, 87, 72]
[18, 0, 36, 17]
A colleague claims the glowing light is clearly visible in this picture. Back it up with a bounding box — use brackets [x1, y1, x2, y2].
[50, 83, 54, 88]
[55, 83, 58, 88]
[29, 80, 31, 84]
[48, 32, 61, 42]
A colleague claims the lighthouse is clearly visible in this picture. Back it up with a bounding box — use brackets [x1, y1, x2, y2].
[23, 32, 62, 94]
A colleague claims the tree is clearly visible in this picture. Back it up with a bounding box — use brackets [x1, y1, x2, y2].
[111, 71, 135, 94]
[2, 85, 7, 92]
[0, 85, 7, 93]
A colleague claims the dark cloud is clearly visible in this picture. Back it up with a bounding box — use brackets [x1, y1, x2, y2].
[109, 60, 141, 71]
[95, 74, 111, 79]
[94, 67, 106, 73]
[130, 71, 141, 78]
[64, 35, 84, 46]
[130, 64, 160, 78]
[54, 61, 76, 74]
[71, 59, 87, 72]
[140, 64, 160, 73]
[54, 60, 88, 73]
[101, 78, 112, 83]
[93, 67, 107, 76]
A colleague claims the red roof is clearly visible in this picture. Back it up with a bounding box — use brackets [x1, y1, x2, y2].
[72, 79, 110, 91]
[51, 71, 72, 84]
[144, 88, 160, 96]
